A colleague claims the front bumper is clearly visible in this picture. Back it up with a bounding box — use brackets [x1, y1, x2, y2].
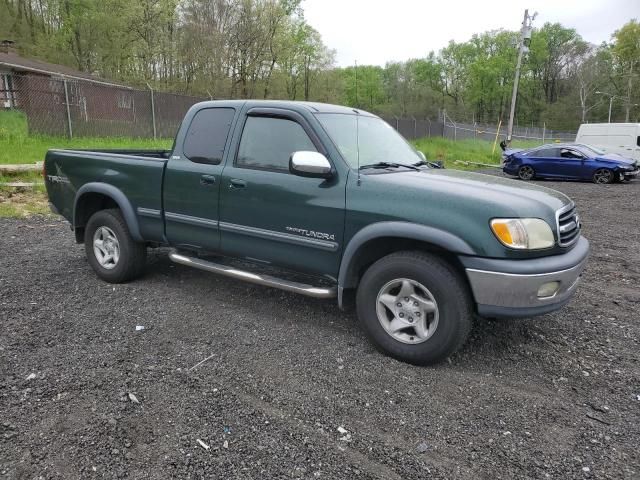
[621, 169, 639, 179]
[460, 236, 589, 318]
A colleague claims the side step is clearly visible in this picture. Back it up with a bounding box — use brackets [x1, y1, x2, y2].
[169, 251, 337, 299]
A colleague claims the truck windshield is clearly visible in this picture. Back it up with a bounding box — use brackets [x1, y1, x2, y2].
[316, 113, 422, 169]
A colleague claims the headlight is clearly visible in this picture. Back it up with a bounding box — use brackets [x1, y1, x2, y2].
[490, 218, 554, 250]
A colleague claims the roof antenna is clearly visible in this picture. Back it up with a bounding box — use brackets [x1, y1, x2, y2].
[355, 108, 361, 186]
[355, 60, 361, 186]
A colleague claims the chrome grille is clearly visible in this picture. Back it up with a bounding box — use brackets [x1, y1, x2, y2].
[556, 204, 581, 247]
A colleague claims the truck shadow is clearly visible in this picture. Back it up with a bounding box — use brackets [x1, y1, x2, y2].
[143, 249, 546, 367]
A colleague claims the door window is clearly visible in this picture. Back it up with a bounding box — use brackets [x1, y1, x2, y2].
[560, 149, 584, 159]
[183, 107, 235, 164]
[531, 148, 560, 158]
[236, 116, 317, 171]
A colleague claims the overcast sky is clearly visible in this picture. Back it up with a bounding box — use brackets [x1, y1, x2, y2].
[303, 0, 638, 66]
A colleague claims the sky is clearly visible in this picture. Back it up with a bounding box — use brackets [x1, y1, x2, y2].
[303, 0, 639, 66]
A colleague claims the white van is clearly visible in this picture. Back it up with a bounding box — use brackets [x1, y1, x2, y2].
[575, 123, 640, 161]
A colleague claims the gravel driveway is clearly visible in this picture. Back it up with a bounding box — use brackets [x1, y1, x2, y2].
[1, 177, 639, 479]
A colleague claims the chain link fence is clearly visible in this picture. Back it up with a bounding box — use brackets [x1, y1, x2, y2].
[380, 116, 444, 141]
[2, 72, 577, 146]
[440, 113, 576, 145]
[4, 73, 204, 139]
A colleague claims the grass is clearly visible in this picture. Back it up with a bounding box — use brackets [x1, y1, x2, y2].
[0, 169, 49, 218]
[0, 180, 50, 218]
[0, 109, 171, 217]
[413, 137, 542, 169]
[0, 110, 172, 164]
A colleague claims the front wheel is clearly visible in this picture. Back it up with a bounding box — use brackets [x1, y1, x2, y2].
[593, 168, 614, 184]
[518, 165, 535, 181]
[84, 209, 147, 283]
[356, 251, 473, 365]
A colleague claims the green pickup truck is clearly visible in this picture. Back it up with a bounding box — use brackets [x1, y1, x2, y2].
[45, 100, 589, 365]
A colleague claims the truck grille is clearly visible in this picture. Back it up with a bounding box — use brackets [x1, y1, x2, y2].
[556, 204, 581, 247]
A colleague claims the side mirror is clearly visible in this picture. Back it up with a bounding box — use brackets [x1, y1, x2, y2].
[417, 151, 427, 162]
[289, 151, 333, 178]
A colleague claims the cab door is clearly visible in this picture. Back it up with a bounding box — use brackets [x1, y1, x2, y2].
[529, 147, 560, 177]
[218, 108, 346, 278]
[557, 148, 587, 179]
[163, 107, 237, 251]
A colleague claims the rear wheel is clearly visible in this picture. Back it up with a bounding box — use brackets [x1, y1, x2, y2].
[518, 165, 535, 181]
[593, 168, 614, 184]
[84, 209, 146, 283]
[356, 251, 473, 365]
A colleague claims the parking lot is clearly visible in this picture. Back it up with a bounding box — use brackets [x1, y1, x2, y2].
[1, 175, 639, 479]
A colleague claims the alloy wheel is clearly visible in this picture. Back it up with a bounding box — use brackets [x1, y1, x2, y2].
[593, 168, 613, 184]
[518, 165, 534, 180]
[375, 278, 439, 344]
[93, 226, 120, 270]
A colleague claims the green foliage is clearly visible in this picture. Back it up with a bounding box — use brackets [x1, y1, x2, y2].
[2, 1, 638, 128]
[342, 65, 385, 109]
[612, 19, 640, 66]
[413, 137, 502, 167]
[0, 133, 171, 165]
[412, 137, 539, 169]
[0, 110, 29, 141]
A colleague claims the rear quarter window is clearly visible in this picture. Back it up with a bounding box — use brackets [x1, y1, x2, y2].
[183, 108, 235, 164]
[530, 148, 559, 158]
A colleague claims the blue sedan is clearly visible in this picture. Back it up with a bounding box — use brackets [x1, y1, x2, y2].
[502, 143, 639, 184]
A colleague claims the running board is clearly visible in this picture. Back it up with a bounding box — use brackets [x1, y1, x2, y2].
[169, 252, 337, 299]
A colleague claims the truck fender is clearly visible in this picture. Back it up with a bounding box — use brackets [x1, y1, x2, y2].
[73, 183, 143, 242]
[337, 221, 475, 307]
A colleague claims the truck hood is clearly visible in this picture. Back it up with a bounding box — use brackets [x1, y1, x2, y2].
[350, 168, 575, 258]
[386, 168, 571, 213]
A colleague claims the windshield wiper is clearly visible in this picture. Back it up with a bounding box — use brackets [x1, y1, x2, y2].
[412, 160, 443, 169]
[359, 162, 420, 171]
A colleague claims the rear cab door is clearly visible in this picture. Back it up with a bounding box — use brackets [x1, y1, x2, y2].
[217, 104, 347, 278]
[163, 103, 240, 251]
[526, 147, 560, 177]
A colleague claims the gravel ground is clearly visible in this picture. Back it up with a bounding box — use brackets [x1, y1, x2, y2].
[1, 177, 639, 479]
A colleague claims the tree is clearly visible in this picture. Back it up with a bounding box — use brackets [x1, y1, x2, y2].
[612, 20, 640, 122]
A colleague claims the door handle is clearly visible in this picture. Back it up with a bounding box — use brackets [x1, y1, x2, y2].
[200, 174, 216, 186]
[229, 179, 247, 189]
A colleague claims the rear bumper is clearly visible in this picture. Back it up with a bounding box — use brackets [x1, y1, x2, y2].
[460, 237, 589, 318]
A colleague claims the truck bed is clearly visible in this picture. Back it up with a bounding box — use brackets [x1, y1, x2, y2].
[45, 148, 168, 243]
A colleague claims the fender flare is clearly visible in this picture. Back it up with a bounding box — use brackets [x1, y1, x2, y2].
[73, 183, 143, 241]
[337, 221, 475, 307]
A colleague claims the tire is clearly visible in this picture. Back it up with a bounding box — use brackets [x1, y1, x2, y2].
[592, 168, 614, 184]
[356, 251, 473, 365]
[84, 209, 146, 283]
[518, 165, 535, 181]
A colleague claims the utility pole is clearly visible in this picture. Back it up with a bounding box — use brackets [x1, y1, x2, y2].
[506, 9, 536, 146]
[625, 66, 633, 122]
[595, 91, 622, 123]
